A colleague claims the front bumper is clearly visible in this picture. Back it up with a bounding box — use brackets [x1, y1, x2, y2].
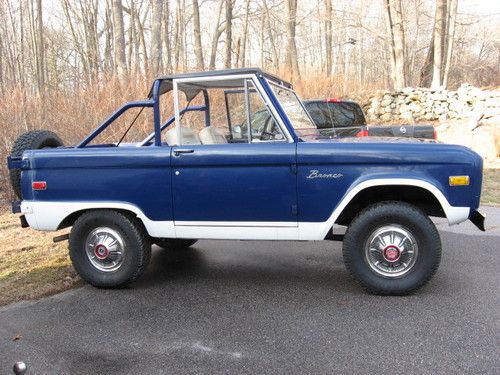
[469, 209, 486, 231]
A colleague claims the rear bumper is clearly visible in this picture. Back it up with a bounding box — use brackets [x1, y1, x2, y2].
[469, 209, 486, 231]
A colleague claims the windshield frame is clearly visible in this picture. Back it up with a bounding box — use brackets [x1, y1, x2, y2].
[266, 80, 317, 138]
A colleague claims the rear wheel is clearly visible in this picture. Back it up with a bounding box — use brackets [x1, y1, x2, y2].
[9, 130, 63, 198]
[155, 239, 198, 250]
[69, 210, 151, 288]
[342, 201, 441, 295]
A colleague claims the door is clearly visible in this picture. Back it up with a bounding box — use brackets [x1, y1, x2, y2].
[169, 76, 297, 227]
[171, 143, 297, 224]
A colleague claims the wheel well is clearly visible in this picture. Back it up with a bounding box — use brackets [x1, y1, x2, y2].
[335, 185, 445, 226]
[57, 208, 143, 231]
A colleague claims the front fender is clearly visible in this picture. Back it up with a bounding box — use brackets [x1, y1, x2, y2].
[307, 177, 470, 240]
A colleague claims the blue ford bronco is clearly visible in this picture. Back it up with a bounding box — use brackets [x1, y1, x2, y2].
[7, 68, 485, 295]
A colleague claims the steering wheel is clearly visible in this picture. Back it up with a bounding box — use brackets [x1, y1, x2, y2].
[259, 116, 278, 141]
[260, 130, 276, 141]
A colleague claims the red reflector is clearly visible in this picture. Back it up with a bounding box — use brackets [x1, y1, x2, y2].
[356, 129, 369, 137]
[32, 181, 47, 190]
[324, 98, 341, 103]
[433, 128, 438, 140]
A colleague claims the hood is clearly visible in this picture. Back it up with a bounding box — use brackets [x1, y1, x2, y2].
[300, 134, 438, 144]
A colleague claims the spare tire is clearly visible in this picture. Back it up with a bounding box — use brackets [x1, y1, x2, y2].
[9, 130, 63, 199]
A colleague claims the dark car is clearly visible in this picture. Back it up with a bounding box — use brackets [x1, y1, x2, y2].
[304, 99, 436, 139]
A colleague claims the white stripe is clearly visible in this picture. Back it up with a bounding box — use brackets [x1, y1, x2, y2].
[174, 221, 297, 227]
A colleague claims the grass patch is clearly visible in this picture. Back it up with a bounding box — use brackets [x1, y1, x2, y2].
[482, 169, 500, 206]
[0, 213, 81, 306]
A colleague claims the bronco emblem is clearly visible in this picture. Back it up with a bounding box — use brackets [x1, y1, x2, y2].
[307, 170, 343, 179]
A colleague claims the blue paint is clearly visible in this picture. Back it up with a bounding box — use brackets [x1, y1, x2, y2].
[170, 143, 297, 222]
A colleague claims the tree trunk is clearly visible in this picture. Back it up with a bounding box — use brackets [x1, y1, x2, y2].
[240, 0, 251, 67]
[263, 0, 279, 70]
[384, 0, 406, 90]
[192, 0, 204, 69]
[151, 0, 163, 76]
[419, 34, 434, 87]
[135, 9, 149, 74]
[0, 39, 3, 92]
[112, 0, 127, 79]
[284, 0, 300, 77]
[209, 0, 224, 70]
[224, 0, 233, 68]
[35, 0, 45, 91]
[103, 0, 114, 75]
[324, 0, 332, 75]
[431, 0, 447, 88]
[442, 0, 457, 88]
[163, 0, 172, 72]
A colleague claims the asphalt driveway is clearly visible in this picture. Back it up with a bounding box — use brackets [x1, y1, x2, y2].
[1, 207, 499, 374]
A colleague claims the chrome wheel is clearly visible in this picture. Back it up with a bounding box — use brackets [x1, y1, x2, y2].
[364, 225, 418, 278]
[85, 227, 125, 272]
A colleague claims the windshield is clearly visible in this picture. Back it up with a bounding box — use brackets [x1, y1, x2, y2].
[268, 82, 316, 130]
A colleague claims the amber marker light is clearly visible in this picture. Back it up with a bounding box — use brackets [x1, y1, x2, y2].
[449, 176, 470, 186]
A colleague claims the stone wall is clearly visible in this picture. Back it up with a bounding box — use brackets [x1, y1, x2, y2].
[365, 84, 500, 124]
[364, 84, 500, 161]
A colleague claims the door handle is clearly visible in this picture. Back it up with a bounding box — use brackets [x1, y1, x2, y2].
[173, 148, 194, 156]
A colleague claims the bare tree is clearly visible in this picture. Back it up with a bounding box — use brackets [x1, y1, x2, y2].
[192, 0, 204, 69]
[263, 0, 279, 70]
[284, 0, 300, 77]
[384, 0, 406, 89]
[209, 0, 224, 70]
[0, 0, 497, 98]
[240, 0, 251, 67]
[431, 0, 446, 88]
[112, 0, 127, 79]
[442, 0, 458, 88]
[151, 0, 163, 76]
[224, 0, 233, 68]
[324, 0, 333, 75]
[29, 0, 45, 92]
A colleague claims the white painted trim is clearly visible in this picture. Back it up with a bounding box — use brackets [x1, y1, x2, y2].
[175, 225, 298, 240]
[20, 201, 175, 238]
[20, 179, 469, 241]
[173, 80, 181, 146]
[174, 221, 297, 227]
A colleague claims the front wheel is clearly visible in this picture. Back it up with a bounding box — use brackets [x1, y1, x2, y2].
[342, 201, 441, 295]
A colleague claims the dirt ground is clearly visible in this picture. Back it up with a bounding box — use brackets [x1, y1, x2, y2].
[0, 213, 80, 306]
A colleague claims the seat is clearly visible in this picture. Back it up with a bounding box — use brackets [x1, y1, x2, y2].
[199, 126, 228, 145]
[164, 126, 201, 145]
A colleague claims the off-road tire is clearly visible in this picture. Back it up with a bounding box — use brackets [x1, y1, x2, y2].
[69, 210, 151, 288]
[155, 239, 198, 250]
[9, 130, 63, 198]
[342, 201, 441, 295]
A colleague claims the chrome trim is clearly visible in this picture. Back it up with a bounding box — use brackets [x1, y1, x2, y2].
[85, 227, 125, 272]
[364, 225, 418, 278]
